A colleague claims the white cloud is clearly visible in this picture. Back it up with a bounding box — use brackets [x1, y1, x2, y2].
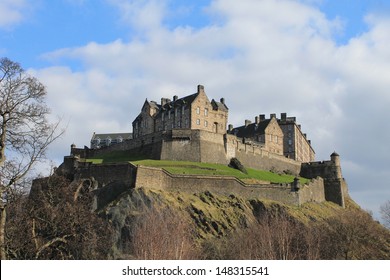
[35, 0, 390, 214]
[0, 0, 30, 29]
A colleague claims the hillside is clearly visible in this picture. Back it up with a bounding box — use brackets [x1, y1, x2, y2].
[6, 168, 389, 260]
[102, 186, 390, 260]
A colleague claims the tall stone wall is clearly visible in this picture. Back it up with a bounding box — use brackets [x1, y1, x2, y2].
[74, 162, 137, 188]
[135, 165, 326, 206]
[297, 177, 325, 205]
[161, 130, 201, 162]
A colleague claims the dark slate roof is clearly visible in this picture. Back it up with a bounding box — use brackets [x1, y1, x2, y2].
[231, 120, 271, 138]
[211, 99, 228, 112]
[155, 92, 199, 117]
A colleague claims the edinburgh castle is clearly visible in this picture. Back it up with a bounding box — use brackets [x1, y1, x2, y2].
[55, 85, 349, 208]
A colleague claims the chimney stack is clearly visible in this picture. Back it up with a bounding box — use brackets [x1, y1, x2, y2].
[270, 113, 276, 119]
[197, 84, 205, 94]
[228, 124, 233, 132]
[255, 116, 260, 124]
[260, 114, 265, 121]
[173, 95, 178, 102]
[220, 97, 225, 104]
[245, 119, 251, 127]
[281, 113, 287, 121]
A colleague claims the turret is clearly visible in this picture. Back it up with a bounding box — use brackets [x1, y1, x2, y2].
[330, 152, 342, 179]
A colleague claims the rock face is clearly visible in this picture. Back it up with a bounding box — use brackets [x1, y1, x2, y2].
[100, 185, 350, 259]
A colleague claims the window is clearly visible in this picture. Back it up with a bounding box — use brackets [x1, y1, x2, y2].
[204, 108, 208, 116]
[177, 120, 181, 128]
[168, 111, 171, 119]
[162, 113, 164, 121]
[204, 120, 208, 127]
[182, 106, 185, 115]
[196, 119, 200, 125]
[196, 107, 200, 115]
[274, 135, 278, 143]
[185, 118, 189, 127]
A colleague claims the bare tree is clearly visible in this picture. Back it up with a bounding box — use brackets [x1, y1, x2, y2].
[0, 57, 64, 259]
[380, 200, 390, 228]
[5, 175, 113, 259]
[130, 207, 199, 259]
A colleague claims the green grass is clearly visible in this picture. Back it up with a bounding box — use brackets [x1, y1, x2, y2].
[85, 150, 145, 163]
[131, 159, 309, 184]
[85, 152, 309, 184]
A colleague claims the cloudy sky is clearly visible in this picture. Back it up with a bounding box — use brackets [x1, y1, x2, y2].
[1, 0, 389, 219]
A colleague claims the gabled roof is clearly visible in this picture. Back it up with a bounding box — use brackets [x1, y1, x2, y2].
[211, 99, 228, 112]
[231, 120, 271, 138]
[155, 92, 199, 117]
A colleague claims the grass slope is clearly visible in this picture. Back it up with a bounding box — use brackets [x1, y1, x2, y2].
[86, 150, 309, 184]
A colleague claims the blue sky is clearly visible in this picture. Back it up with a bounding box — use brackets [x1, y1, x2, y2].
[1, 0, 390, 220]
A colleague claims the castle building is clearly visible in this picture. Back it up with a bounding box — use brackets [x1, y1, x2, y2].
[228, 115, 284, 156]
[228, 113, 315, 162]
[277, 113, 315, 162]
[132, 85, 229, 139]
[90, 132, 133, 149]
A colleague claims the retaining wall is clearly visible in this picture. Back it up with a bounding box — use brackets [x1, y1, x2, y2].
[134, 165, 326, 205]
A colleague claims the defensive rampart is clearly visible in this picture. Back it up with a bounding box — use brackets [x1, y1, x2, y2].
[134, 165, 325, 206]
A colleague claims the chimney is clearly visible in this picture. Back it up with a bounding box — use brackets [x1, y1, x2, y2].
[220, 97, 225, 104]
[161, 98, 171, 106]
[197, 84, 205, 94]
[173, 95, 178, 102]
[228, 124, 233, 132]
[245, 119, 251, 127]
[270, 113, 276, 119]
[260, 114, 265, 121]
[281, 113, 287, 121]
[255, 116, 259, 124]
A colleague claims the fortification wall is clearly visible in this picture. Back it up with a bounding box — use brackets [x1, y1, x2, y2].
[300, 160, 338, 179]
[297, 177, 325, 205]
[135, 166, 326, 205]
[323, 179, 348, 208]
[225, 136, 301, 175]
[74, 162, 137, 188]
[161, 130, 201, 162]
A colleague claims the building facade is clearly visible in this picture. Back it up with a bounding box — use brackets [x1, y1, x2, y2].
[90, 132, 132, 149]
[277, 113, 315, 162]
[132, 85, 228, 138]
[229, 115, 284, 156]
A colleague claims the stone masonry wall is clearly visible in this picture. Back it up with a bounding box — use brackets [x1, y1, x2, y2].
[135, 165, 326, 205]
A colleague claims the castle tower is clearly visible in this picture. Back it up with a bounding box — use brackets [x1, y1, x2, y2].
[330, 152, 342, 179]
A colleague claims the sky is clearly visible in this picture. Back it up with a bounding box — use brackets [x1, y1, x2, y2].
[1, 0, 389, 220]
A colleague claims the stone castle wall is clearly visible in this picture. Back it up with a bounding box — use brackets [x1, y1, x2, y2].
[66, 128, 346, 207]
[135, 165, 326, 206]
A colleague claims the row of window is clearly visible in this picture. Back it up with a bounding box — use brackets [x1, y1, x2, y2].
[196, 107, 208, 116]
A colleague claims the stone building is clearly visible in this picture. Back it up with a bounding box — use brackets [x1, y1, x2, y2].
[132, 85, 228, 139]
[229, 113, 315, 162]
[229, 114, 284, 156]
[277, 113, 315, 162]
[90, 132, 132, 149]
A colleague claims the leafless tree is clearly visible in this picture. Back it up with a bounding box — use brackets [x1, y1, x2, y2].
[380, 200, 390, 228]
[130, 207, 199, 259]
[0, 57, 64, 259]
